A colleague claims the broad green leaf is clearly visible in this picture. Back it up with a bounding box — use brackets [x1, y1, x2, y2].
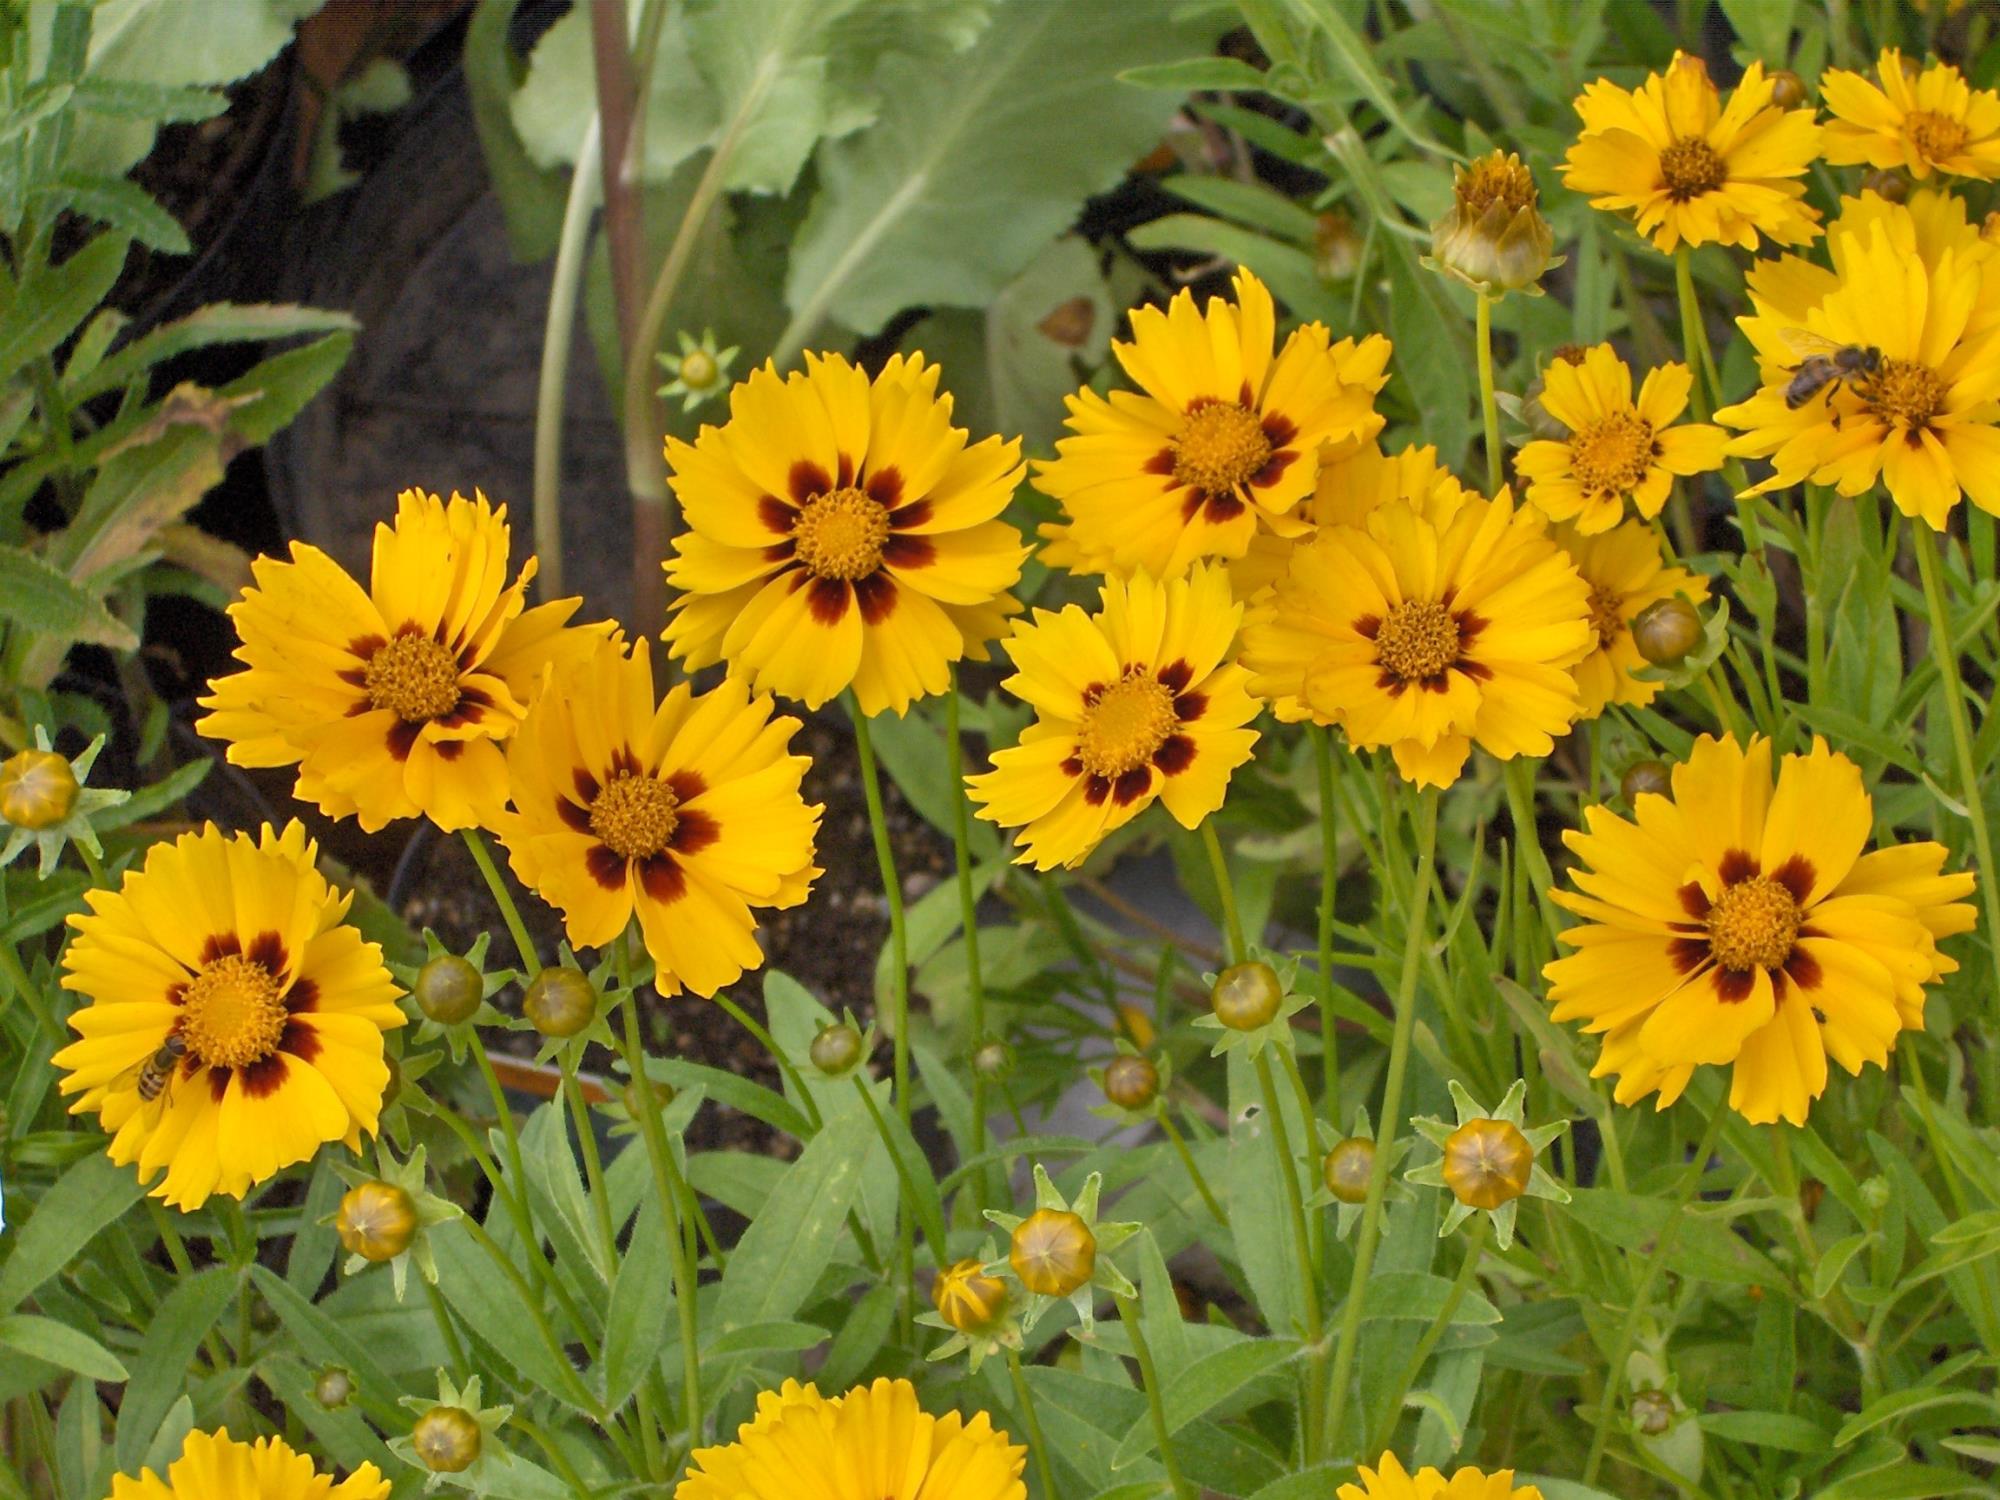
[0, 542, 136, 650]
[0, 1313, 127, 1381]
[462, 0, 565, 260]
[0, 232, 127, 382]
[1225, 1048, 1302, 1337]
[1247, 1469, 1352, 1500]
[426, 1223, 599, 1413]
[1128, 213, 1343, 324]
[1814, 1469, 1988, 1499]
[1834, 1384, 1995, 1448]
[1357, 1270, 1503, 1326]
[137, 1394, 191, 1475]
[215, 330, 352, 446]
[114, 1267, 235, 1469]
[1159, 175, 1322, 247]
[66, 79, 226, 124]
[1565, 1186, 1787, 1289]
[1111, 1336, 1303, 1469]
[32, 173, 185, 252]
[71, 302, 356, 401]
[1119, 56, 1273, 92]
[602, 1196, 673, 1411]
[858, 704, 1000, 862]
[249, 1266, 401, 1401]
[782, 0, 1220, 341]
[0, 1153, 146, 1314]
[702, 1319, 828, 1356]
[714, 1110, 874, 1330]
[1698, 1409, 1831, 1453]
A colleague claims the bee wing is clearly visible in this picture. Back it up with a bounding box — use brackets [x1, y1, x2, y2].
[109, 1052, 154, 1092]
[1776, 327, 1844, 361]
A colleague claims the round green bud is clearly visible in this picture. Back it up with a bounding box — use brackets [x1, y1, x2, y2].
[809, 1022, 865, 1076]
[1101, 1054, 1158, 1111]
[523, 967, 596, 1038]
[1631, 597, 1702, 666]
[1211, 962, 1284, 1031]
[414, 954, 483, 1024]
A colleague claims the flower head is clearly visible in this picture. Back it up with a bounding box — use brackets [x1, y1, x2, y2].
[53, 822, 405, 1210]
[1241, 487, 1594, 789]
[1564, 53, 1822, 253]
[1339, 1451, 1544, 1500]
[1548, 517, 1711, 718]
[1714, 191, 2000, 529]
[0, 729, 128, 876]
[198, 489, 605, 832]
[1034, 267, 1390, 578]
[1515, 345, 1727, 532]
[675, 1377, 1025, 1500]
[1428, 150, 1560, 295]
[1407, 1081, 1569, 1249]
[498, 633, 820, 996]
[1822, 48, 2000, 180]
[984, 1163, 1139, 1336]
[392, 1373, 511, 1493]
[966, 564, 1259, 870]
[921, 1250, 1022, 1372]
[1545, 735, 1977, 1125]
[329, 1144, 459, 1299]
[663, 352, 1028, 717]
[105, 1428, 387, 1500]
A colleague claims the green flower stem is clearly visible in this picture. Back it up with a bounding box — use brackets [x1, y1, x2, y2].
[850, 1075, 948, 1270]
[74, 838, 106, 887]
[1256, 1046, 1326, 1459]
[423, 1277, 469, 1371]
[512, 1416, 598, 1496]
[1313, 726, 1344, 1122]
[615, 933, 704, 1448]
[148, 1204, 231, 1369]
[529, 115, 600, 599]
[562, 1062, 619, 1265]
[1006, 1350, 1060, 1500]
[1368, 1215, 1488, 1454]
[1199, 819, 1247, 962]
[1900, 1034, 2000, 1343]
[846, 699, 916, 1335]
[1582, 1104, 1726, 1485]
[1673, 245, 1765, 551]
[1475, 289, 1503, 494]
[1159, 1110, 1229, 1228]
[1910, 520, 2000, 1010]
[460, 829, 542, 978]
[1501, 757, 1560, 936]
[0, 939, 57, 1043]
[945, 670, 992, 1206]
[713, 990, 823, 1133]
[1114, 1290, 1195, 1500]
[454, 1211, 601, 1412]
[1322, 784, 1438, 1461]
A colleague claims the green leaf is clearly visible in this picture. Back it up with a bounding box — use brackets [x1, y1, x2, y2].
[702, 1319, 828, 1356]
[1565, 1187, 1787, 1289]
[1698, 1409, 1831, 1453]
[1127, 213, 1342, 323]
[1358, 1270, 1503, 1326]
[0, 1313, 128, 1381]
[782, 0, 1221, 339]
[1833, 1383, 1995, 1448]
[1119, 56, 1272, 92]
[1814, 1469, 1989, 1499]
[601, 1195, 673, 1412]
[859, 705, 1000, 861]
[0, 233, 127, 382]
[714, 1110, 874, 1330]
[248, 1265, 401, 1401]
[1225, 1048, 1301, 1336]
[89, 757, 208, 831]
[215, 330, 352, 446]
[0, 542, 136, 649]
[426, 1223, 599, 1412]
[66, 79, 227, 124]
[1246, 1469, 1352, 1500]
[32, 174, 186, 252]
[1159, 174, 1322, 247]
[462, 0, 565, 260]
[71, 302, 356, 402]
[1812, 1231, 1871, 1301]
[1272, 0, 1455, 157]
[1111, 1336, 1303, 1469]
[114, 1268, 236, 1469]
[0, 1153, 146, 1314]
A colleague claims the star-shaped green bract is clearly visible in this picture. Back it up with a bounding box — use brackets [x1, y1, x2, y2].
[1191, 947, 1313, 1059]
[0, 731, 128, 877]
[1404, 1079, 1570, 1250]
[983, 1164, 1140, 1339]
[390, 1372, 514, 1495]
[328, 1143, 461, 1302]
[1307, 1107, 1414, 1240]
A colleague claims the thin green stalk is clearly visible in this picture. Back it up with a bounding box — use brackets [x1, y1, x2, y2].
[1313, 726, 1344, 1123]
[424, 1278, 469, 1371]
[1006, 1351, 1060, 1500]
[945, 670, 992, 1203]
[1910, 521, 2000, 1011]
[1114, 1290, 1195, 1500]
[1475, 290, 1503, 494]
[851, 1074, 947, 1270]
[148, 1205, 230, 1368]
[0, 939, 56, 1040]
[1369, 1216, 1488, 1453]
[713, 990, 823, 1132]
[615, 933, 704, 1446]
[1502, 757, 1560, 935]
[1674, 245, 1763, 551]
[460, 829, 541, 977]
[1199, 820, 1247, 961]
[563, 1064, 619, 1266]
[530, 116, 602, 599]
[1256, 1046, 1325, 1458]
[1159, 1111, 1229, 1227]
[1583, 1106, 1725, 1484]
[847, 698, 915, 1333]
[1323, 785, 1438, 1461]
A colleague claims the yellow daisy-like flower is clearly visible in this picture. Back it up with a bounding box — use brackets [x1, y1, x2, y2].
[198, 489, 604, 834]
[1240, 488, 1594, 789]
[1514, 345, 1728, 532]
[1545, 735, 1976, 1126]
[53, 823, 405, 1211]
[662, 352, 1028, 718]
[1714, 190, 2000, 529]
[676, 1377, 1025, 1500]
[966, 564, 1259, 872]
[1563, 53, 1822, 253]
[1034, 266, 1391, 579]
[1822, 48, 2000, 180]
[107, 1428, 388, 1500]
[1339, 1451, 1544, 1500]
[1550, 517, 1711, 718]
[498, 634, 820, 997]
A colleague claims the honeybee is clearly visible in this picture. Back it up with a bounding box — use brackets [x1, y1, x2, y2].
[1779, 329, 1882, 409]
[114, 1034, 187, 1121]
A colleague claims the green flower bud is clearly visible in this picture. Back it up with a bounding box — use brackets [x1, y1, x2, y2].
[0, 748, 77, 830]
[523, 967, 595, 1038]
[411, 1406, 481, 1473]
[1211, 962, 1283, 1031]
[1322, 1136, 1376, 1204]
[1620, 760, 1672, 805]
[314, 1367, 355, 1410]
[413, 954, 483, 1024]
[1101, 1054, 1158, 1111]
[335, 1181, 418, 1262]
[1631, 597, 1702, 666]
[809, 1022, 864, 1076]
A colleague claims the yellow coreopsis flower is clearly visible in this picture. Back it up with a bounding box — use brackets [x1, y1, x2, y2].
[198, 489, 606, 833]
[498, 634, 820, 997]
[966, 564, 1259, 871]
[53, 823, 406, 1210]
[676, 1377, 1025, 1500]
[106, 1429, 388, 1500]
[1822, 48, 2000, 180]
[1240, 488, 1595, 789]
[1514, 344, 1728, 532]
[1340, 1452, 1544, 1500]
[1550, 517, 1711, 718]
[1563, 53, 1822, 253]
[1545, 735, 1976, 1126]
[1714, 191, 2000, 529]
[662, 352, 1028, 718]
[1034, 266, 1391, 579]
